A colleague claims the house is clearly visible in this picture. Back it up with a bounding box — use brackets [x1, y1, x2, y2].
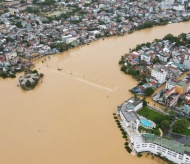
[166, 93, 179, 107]
[166, 79, 178, 90]
[140, 53, 151, 62]
[175, 81, 188, 95]
[166, 62, 184, 72]
[65, 37, 78, 44]
[5, 51, 17, 60]
[62, 35, 73, 42]
[157, 52, 168, 62]
[151, 67, 167, 84]
[184, 94, 190, 103]
[166, 66, 180, 79]
[182, 105, 190, 114]
[183, 59, 190, 69]
[8, 3, 31, 13]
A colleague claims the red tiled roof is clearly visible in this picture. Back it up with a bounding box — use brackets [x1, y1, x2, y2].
[165, 87, 175, 96]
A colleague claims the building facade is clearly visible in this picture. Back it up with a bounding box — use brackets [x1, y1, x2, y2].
[134, 134, 190, 164]
[151, 67, 167, 84]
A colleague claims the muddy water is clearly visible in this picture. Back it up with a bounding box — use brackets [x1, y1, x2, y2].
[1, 22, 190, 164]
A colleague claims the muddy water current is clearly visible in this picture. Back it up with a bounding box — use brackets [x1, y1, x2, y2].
[1, 22, 190, 164]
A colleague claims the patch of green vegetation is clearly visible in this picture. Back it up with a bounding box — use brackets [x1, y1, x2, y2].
[172, 118, 189, 135]
[138, 107, 172, 133]
[137, 153, 142, 157]
[182, 128, 190, 136]
[137, 107, 164, 122]
[138, 126, 160, 136]
[125, 146, 132, 153]
[162, 136, 173, 140]
[144, 87, 155, 96]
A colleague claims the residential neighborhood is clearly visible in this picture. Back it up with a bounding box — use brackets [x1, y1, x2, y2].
[120, 33, 190, 98]
[0, 0, 190, 78]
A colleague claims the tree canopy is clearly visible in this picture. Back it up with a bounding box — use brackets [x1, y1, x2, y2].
[144, 87, 154, 96]
[172, 118, 189, 134]
[160, 120, 170, 132]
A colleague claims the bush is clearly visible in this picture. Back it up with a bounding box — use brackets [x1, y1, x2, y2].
[125, 146, 132, 153]
[172, 118, 189, 134]
[40, 73, 44, 78]
[32, 70, 38, 74]
[122, 131, 127, 135]
[144, 87, 155, 96]
[10, 74, 16, 78]
[137, 153, 142, 157]
[125, 142, 128, 145]
[0, 72, 8, 78]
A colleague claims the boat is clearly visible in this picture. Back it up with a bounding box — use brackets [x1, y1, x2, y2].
[57, 68, 63, 71]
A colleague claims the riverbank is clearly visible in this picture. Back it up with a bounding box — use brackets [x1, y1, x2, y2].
[1, 22, 190, 164]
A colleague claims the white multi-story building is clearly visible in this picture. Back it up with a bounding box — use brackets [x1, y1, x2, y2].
[119, 110, 140, 130]
[118, 97, 143, 130]
[151, 67, 167, 84]
[134, 134, 190, 164]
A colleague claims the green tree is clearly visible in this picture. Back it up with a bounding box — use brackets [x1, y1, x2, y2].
[142, 97, 147, 107]
[32, 70, 38, 74]
[120, 65, 127, 72]
[172, 118, 189, 134]
[163, 34, 181, 46]
[153, 57, 160, 64]
[16, 21, 22, 28]
[144, 87, 154, 96]
[0, 72, 8, 78]
[160, 120, 170, 132]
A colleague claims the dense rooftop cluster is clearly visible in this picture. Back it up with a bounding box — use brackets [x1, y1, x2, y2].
[120, 33, 190, 117]
[0, 0, 189, 77]
[120, 33, 190, 95]
[1, 0, 190, 59]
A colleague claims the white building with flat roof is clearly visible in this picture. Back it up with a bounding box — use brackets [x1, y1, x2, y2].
[151, 67, 167, 84]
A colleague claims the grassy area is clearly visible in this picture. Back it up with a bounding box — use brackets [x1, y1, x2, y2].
[137, 107, 164, 122]
[181, 128, 190, 136]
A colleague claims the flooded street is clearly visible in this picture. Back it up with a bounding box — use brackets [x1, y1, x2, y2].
[0, 22, 190, 164]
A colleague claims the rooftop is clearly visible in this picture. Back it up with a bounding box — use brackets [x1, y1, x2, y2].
[121, 97, 142, 111]
[142, 134, 190, 155]
[121, 109, 139, 122]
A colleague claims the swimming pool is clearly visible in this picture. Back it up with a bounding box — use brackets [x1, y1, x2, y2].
[141, 118, 152, 127]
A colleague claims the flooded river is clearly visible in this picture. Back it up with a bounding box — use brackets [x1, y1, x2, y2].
[1, 22, 190, 164]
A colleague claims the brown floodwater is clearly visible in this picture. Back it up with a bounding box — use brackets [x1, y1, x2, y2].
[1, 22, 190, 164]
